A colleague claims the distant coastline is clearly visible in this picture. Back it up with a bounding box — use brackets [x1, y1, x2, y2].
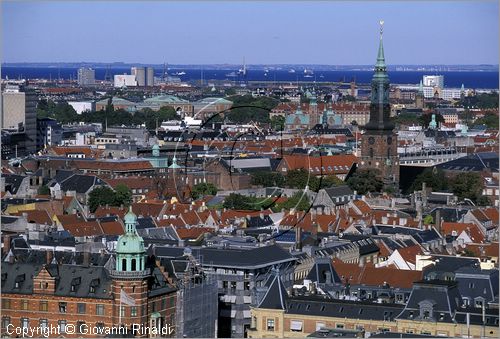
[2, 65, 498, 89]
[2, 62, 499, 73]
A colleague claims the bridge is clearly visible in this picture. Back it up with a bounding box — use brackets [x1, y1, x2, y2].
[398, 148, 467, 167]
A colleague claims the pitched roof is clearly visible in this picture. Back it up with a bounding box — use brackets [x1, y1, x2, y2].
[258, 271, 287, 309]
[281, 154, 357, 175]
[441, 222, 485, 243]
[11, 210, 52, 225]
[332, 259, 423, 289]
[175, 227, 213, 240]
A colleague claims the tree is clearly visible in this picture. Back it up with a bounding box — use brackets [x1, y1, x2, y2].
[38, 185, 50, 195]
[88, 186, 116, 213]
[191, 182, 218, 200]
[409, 168, 448, 193]
[273, 191, 311, 212]
[228, 95, 279, 123]
[319, 176, 344, 189]
[114, 184, 132, 207]
[251, 171, 284, 187]
[346, 168, 383, 194]
[450, 172, 484, 204]
[476, 196, 491, 207]
[270, 115, 285, 131]
[223, 193, 260, 211]
[423, 215, 434, 225]
[473, 112, 499, 129]
[285, 169, 320, 191]
[419, 113, 445, 128]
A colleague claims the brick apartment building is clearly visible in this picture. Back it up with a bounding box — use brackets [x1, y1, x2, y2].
[1, 208, 177, 338]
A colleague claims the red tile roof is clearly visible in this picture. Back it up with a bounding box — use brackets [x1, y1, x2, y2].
[441, 222, 485, 243]
[12, 210, 52, 225]
[281, 154, 357, 175]
[332, 259, 423, 289]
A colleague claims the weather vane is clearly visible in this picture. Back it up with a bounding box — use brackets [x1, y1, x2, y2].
[379, 20, 384, 37]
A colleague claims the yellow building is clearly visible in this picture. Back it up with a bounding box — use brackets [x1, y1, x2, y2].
[248, 274, 499, 338]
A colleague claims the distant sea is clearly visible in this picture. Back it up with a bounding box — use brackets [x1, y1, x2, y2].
[1, 66, 498, 89]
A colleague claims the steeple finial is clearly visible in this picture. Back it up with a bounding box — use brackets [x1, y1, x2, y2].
[376, 20, 386, 69]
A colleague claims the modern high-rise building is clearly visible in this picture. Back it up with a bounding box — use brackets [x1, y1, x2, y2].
[146, 67, 154, 87]
[359, 23, 399, 190]
[423, 75, 444, 88]
[114, 74, 137, 88]
[131, 67, 146, 86]
[77, 67, 96, 86]
[1, 85, 37, 156]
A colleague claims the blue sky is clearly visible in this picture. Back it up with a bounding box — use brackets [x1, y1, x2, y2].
[2, 1, 498, 65]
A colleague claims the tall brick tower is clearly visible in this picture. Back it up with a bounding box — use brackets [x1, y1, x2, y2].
[359, 21, 399, 190]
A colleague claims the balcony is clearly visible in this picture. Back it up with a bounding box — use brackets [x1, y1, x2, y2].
[110, 270, 150, 279]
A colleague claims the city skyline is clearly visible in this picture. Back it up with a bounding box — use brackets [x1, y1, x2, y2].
[2, 1, 499, 65]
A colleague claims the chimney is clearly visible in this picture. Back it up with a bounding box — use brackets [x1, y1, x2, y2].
[83, 251, 90, 267]
[295, 226, 302, 251]
[3, 235, 11, 255]
[435, 209, 441, 234]
[46, 250, 53, 265]
[325, 271, 332, 284]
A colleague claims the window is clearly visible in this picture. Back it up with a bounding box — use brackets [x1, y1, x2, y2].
[421, 330, 432, 335]
[223, 281, 228, 289]
[267, 318, 275, 331]
[21, 318, 29, 329]
[77, 303, 86, 314]
[76, 321, 85, 333]
[120, 306, 125, 318]
[290, 320, 303, 332]
[39, 319, 48, 330]
[2, 317, 11, 328]
[40, 281, 48, 289]
[170, 297, 174, 307]
[469, 283, 475, 288]
[21, 300, 29, 310]
[336, 324, 344, 329]
[161, 298, 166, 310]
[96, 322, 104, 332]
[316, 322, 326, 331]
[2, 299, 10, 309]
[59, 302, 67, 313]
[39, 300, 48, 312]
[131, 307, 137, 317]
[58, 320, 67, 333]
[96, 304, 104, 316]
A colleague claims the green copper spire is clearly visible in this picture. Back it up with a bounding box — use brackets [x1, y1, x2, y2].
[365, 20, 393, 131]
[375, 20, 386, 70]
[418, 80, 424, 94]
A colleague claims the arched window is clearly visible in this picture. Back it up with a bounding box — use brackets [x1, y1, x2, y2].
[369, 148, 374, 158]
[131, 259, 137, 271]
[122, 258, 127, 271]
[387, 148, 391, 158]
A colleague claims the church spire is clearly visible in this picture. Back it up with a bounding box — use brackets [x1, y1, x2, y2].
[375, 20, 386, 70]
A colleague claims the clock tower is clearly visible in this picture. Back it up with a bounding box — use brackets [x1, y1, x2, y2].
[359, 21, 399, 190]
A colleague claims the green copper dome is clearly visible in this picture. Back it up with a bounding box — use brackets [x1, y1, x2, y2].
[115, 206, 146, 272]
[124, 207, 137, 226]
[116, 233, 145, 254]
[152, 144, 160, 157]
